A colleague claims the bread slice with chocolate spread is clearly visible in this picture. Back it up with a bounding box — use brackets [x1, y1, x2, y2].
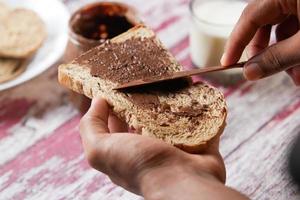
[58, 25, 227, 153]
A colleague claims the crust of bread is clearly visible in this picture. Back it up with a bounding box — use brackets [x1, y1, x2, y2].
[58, 25, 227, 153]
[174, 120, 226, 153]
[0, 58, 27, 83]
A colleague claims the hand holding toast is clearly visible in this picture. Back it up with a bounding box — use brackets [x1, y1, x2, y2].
[222, 0, 300, 85]
[79, 98, 249, 200]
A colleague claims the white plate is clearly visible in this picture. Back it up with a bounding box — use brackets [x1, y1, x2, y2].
[0, 0, 69, 91]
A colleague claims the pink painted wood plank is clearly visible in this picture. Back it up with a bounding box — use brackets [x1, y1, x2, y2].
[0, 99, 34, 139]
[170, 36, 189, 56]
[154, 15, 181, 32]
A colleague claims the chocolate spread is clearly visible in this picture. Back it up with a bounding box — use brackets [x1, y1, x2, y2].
[70, 2, 135, 42]
[87, 37, 173, 84]
[75, 37, 206, 119]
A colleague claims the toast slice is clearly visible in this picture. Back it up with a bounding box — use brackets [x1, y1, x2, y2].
[58, 25, 227, 153]
[0, 8, 46, 58]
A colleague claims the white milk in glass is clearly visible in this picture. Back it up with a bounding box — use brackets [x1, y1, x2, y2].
[190, 0, 247, 74]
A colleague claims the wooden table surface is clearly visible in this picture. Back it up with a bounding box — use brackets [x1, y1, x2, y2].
[1, 0, 300, 199]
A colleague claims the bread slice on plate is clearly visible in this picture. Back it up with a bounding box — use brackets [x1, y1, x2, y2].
[0, 8, 46, 58]
[58, 25, 227, 153]
[0, 58, 27, 83]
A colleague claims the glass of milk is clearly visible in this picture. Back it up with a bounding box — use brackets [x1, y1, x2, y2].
[189, 0, 247, 72]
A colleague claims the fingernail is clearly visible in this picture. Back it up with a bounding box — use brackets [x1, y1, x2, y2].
[245, 46, 257, 59]
[244, 63, 264, 80]
[292, 67, 300, 86]
[245, 47, 254, 60]
[245, 48, 250, 59]
[220, 53, 227, 66]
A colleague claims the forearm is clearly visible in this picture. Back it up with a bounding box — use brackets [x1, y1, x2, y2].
[139, 166, 249, 200]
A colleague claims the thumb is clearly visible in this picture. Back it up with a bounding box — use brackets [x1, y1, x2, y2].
[244, 32, 300, 80]
[82, 97, 110, 134]
[79, 98, 110, 162]
[79, 98, 112, 173]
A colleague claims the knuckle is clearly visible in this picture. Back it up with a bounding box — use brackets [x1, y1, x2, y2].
[240, 6, 251, 21]
[261, 45, 284, 74]
[79, 115, 89, 132]
[193, 156, 225, 183]
[241, 2, 257, 23]
[241, 1, 253, 15]
[82, 136, 110, 172]
[206, 157, 226, 183]
[86, 147, 100, 169]
[86, 137, 112, 171]
[242, 3, 252, 17]
[278, 0, 296, 14]
[134, 145, 179, 174]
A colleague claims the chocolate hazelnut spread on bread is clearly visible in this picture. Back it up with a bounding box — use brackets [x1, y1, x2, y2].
[74, 37, 204, 117]
[78, 37, 173, 84]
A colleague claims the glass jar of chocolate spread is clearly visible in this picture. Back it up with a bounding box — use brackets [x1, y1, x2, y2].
[64, 2, 141, 62]
[64, 2, 141, 113]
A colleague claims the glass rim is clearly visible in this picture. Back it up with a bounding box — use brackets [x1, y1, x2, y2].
[189, 0, 244, 27]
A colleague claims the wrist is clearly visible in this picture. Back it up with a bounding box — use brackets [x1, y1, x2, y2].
[138, 164, 222, 200]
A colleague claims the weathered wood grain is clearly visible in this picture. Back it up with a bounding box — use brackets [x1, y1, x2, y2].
[222, 74, 300, 157]
[226, 100, 300, 199]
